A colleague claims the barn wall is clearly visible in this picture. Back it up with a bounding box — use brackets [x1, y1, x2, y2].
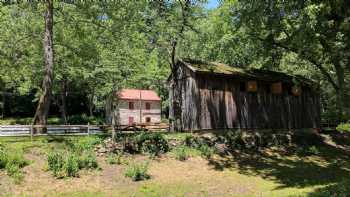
[117, 100, 161, 125]
[179, 71, 320, 131]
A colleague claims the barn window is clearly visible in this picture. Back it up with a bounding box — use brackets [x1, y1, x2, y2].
[145, 102, 151, 110]
[247, 81, 257, 92]
[291, 86, 302, 96]
[128, 102, 134, 110]
[240, 81, 246, 92]
[271, 82, 282, 94]
[146, 117, 151, 123]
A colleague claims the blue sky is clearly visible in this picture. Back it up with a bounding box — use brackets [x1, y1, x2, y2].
[206, 0, 219, 9]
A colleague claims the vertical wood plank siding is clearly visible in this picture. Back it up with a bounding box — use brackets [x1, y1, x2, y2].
[177, 65, 320, 131]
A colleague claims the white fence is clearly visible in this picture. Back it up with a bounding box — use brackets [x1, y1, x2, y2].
[0, 125, 103, 136]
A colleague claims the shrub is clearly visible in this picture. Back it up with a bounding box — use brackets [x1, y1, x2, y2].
[47, 150, 97, 178]
[125, 162, 150, 181]
[47, 151, 65, 177]
[68, 114, 104, 125]
[336, 123, 350, 133]
[7, 151, 28, 168]
[5, 164, 23, 184]
[134, 132, 169, 156]
[310, 179, 350, 197]
[173, 146, 189, 161]
[0, 147, 7, 169]
[307, 146, 320, 155]
[220, 130, 245, 149]
[184, 135, 199, 148]
[71, 136, 102, 153]
[64, 152, 80, 177]
[106, 153, 122, 165]
[79, 151, 98, 169]
[198, 144, 214, 159]
[0, 147, 27, 183]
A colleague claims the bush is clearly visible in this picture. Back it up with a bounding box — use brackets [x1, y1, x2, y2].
[79, 151, 98, 169]
[47, 150, 97, 178]
[134, 132, 169, 156]
[47, 151, 65, 177]
[70, 136, 102, 153]
[198, 144, 214, 159]
[106, 153, 122, 165]
[307, 146, 320, 155]
[184, 135, 199, 148]
[220, 130, 245, 149]
[68, 114, 104, 125]
[173, 146, 189, 161]
[5, 164, 23, 184]
[125, 162, 150, 181]
[0, 146, 7, 169]
[310, 179, 350, 197]
[64, 152, 80, 177]
[0, 147, 27, 183]
[336, 123, 350, 133]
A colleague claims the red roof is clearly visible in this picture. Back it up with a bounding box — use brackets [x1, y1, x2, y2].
[117, 89, 161, 101]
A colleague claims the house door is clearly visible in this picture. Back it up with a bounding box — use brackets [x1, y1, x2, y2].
[128, 117, 134, 125]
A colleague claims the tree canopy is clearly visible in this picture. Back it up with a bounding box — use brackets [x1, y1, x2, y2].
[0, 0, 348, 123]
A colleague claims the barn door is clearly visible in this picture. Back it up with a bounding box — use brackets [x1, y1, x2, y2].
[128, 117, 134, 125]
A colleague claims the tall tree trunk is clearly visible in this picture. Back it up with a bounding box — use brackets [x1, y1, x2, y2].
[169, 41, 182, 132]
[88, 89, 95, 117]
[33, 0, 54, 132]
[0, 81, 4, 119]
[335, 64, 346, 121]
[59, 79, 67, 124]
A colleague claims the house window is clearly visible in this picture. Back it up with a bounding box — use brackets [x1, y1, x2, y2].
[145, 102, 151, 110]
[128, 117, 134, 125]
[146, 117, 151, 123]
[129, 102, 134, 110]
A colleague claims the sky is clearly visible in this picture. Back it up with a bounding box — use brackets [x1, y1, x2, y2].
[206, 0, 220, 9]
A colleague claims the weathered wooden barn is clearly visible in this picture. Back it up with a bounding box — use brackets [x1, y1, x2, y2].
[105, 89, 161, 126]
[169, 59, 320, 131]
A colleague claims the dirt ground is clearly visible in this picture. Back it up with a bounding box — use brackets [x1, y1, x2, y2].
[1, 150, 259, 197]
[1, 133, 350, 197]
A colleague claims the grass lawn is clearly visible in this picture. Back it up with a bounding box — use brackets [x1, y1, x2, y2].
[0, 133, 350, 197]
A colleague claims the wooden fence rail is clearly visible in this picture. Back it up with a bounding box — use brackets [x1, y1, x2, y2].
[0, 122, 169, 137]
[0, 124, 103, 137]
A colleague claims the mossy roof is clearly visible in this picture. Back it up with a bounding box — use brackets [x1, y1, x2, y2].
[179, 59, 317, 86]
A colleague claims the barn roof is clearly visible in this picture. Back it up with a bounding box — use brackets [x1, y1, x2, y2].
[117, 89, 161, 101]
[179, 59, 317, 86]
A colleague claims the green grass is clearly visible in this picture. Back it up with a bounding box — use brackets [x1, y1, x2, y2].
[1, 133, 350, 196]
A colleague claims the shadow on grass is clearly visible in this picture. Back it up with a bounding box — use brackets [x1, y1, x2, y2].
[208, 144, 350, 193]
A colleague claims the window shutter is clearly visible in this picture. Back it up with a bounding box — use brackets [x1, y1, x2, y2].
[291, 86, 302, 96]
[247, 81, 257, 92]
[271, 82, 282, 94]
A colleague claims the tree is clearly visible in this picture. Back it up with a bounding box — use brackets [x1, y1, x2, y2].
[145, 0, 205, 131]
[33, 0, 54, 129]
[234, 0, 350, 119]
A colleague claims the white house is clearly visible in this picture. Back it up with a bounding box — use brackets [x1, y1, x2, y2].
[106, 89, 161, 125]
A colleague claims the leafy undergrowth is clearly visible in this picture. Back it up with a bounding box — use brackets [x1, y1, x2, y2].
[0, 115, 104, 125]
[46, 136, 101, 178]
[336, 123, 350, 133]
[0, 132, 350, 196]
[0, 143, 29, 184]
